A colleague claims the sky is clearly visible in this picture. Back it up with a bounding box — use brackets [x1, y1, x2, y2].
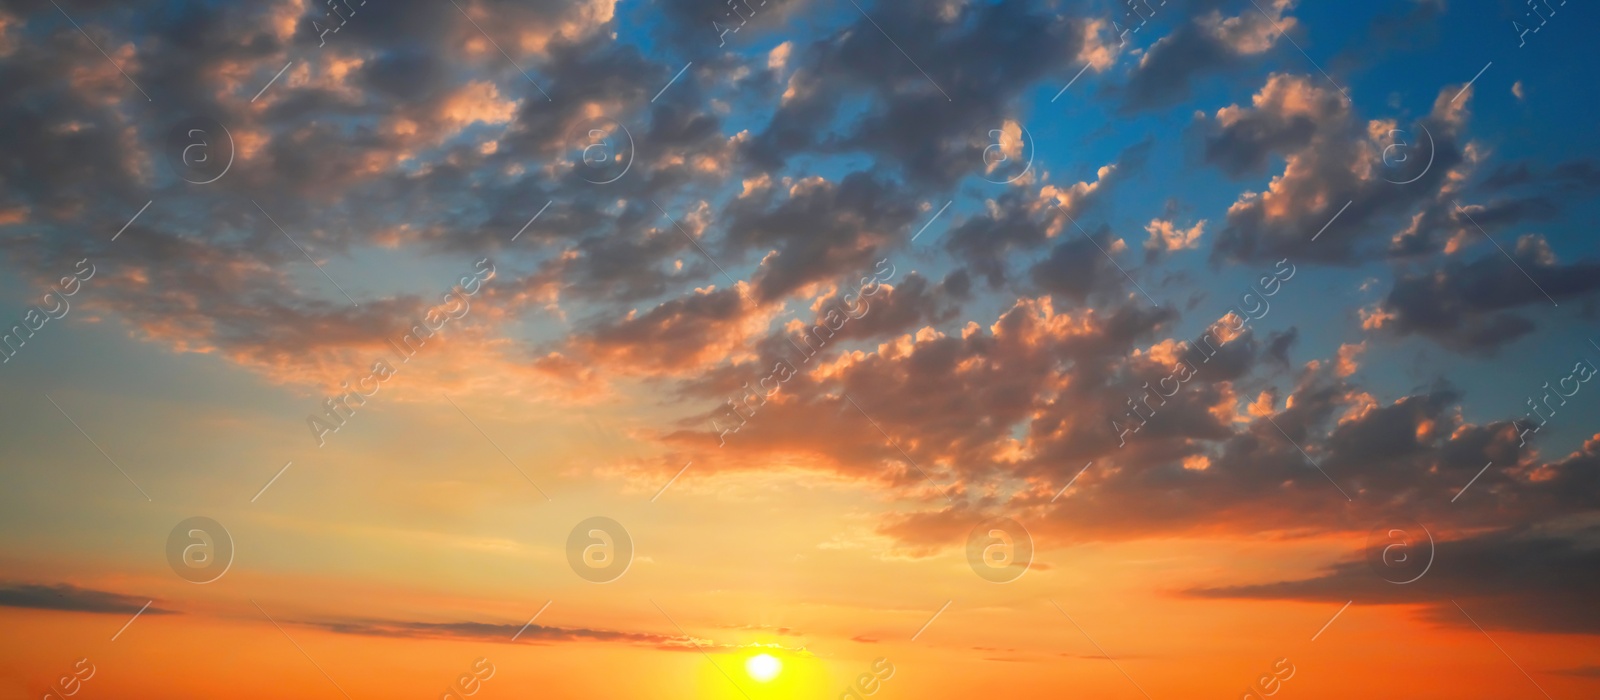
[1, 0, 1599, 697]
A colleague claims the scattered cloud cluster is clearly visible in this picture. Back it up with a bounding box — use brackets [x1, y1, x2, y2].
[2, 0, 1598, 652]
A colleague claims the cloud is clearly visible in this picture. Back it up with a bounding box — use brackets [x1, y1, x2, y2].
[722, 172, 921, 302]
[742, 0, 1094, 188]
[1334, 341, 1364, 377]
[1144, 218, 1206, 255]
[1368, 234, 1600, 355]
[1027, 225, 1138, 303]
[565, 282, 781, 376]
[1120, 0, 1298, 111]
[642, 273, 1600, 553]
[0, 0, 757, 401]
[0, 583, 176, 616]
[296, 614, 807, 654]
[658, 293, 1183, 497]
[2, 0, 1596, 617]
[1204, 75, 1483, 266]
[945, 139, 1150, 289]
[1479, 159, 1600, 194]
[1186, 526, 1600, 635]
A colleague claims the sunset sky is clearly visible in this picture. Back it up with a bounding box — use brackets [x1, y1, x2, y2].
[2, 0, 1599, 698]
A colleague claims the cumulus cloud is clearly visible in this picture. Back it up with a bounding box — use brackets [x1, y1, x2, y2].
[1144, 218, 1205, 254]
[1121, 0, 1299, 111]
[742, 0, 1095, 188]
[1204, 74, 1490, 266]
[722, 172, 921, 302]
[1368, 234, 1600, 355]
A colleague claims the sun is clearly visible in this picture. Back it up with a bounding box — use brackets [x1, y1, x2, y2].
[745, 653, 782, 682]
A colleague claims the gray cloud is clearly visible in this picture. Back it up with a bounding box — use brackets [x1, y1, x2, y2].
[0, 583, 176, 615]
[1187, 526, 1600, 635]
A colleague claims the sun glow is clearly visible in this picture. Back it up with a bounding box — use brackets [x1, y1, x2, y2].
[745, 653, 781, 682]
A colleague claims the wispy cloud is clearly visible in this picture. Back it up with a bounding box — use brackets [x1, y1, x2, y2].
[0, 583, 176, 616]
